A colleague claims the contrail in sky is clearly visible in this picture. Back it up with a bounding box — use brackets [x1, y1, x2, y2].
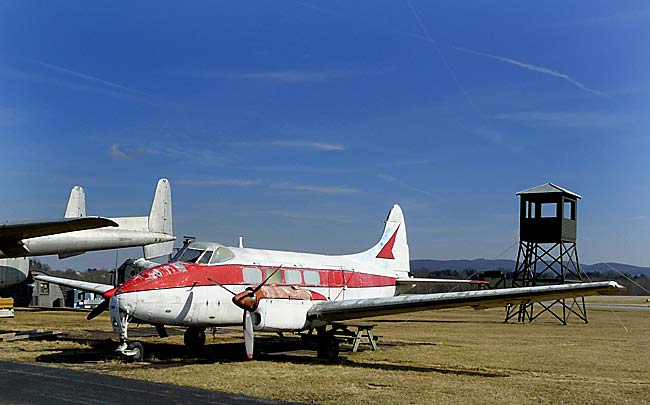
[28, 59, 146, 95]
[450, 46, 605, 97]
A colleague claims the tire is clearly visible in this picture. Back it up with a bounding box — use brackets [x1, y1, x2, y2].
[317, 333, 340, 361]
[126, 341, 144, 362]
[184, 327, 206, 351]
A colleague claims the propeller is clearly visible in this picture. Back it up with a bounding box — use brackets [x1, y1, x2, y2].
[209, 265, 283, 359]
[87, 287, 117, 320]
[87, 298, 110, 320]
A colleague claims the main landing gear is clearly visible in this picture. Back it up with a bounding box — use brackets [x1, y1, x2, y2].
[316, 327, 340, 361]
[184, 327, 206, 353]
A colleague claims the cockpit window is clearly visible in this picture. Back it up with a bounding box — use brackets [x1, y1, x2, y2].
[198, 251, 213, 264]
[177, 248, 203, 263]
[210, 247, 235, 264]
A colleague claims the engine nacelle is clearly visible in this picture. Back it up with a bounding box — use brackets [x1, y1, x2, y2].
[252, 299, 314, 332]
[0, 258, 29, 288]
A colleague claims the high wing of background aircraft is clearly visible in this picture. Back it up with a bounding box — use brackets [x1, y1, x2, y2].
[36, 204, 623, 361]
[1, 179, 174, 288]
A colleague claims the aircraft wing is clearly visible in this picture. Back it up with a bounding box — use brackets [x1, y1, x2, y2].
[307, 281, 623, 323]
[0, 217, 117, 256]
[396, 277, 489, 285]
[34, 275, 114, 295]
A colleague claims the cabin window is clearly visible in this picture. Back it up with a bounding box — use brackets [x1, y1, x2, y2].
[285, 269, 302, 285]
[198, 251, 213, 264]
[264, 267, 283, 285]
[177, 248, 203, 263]
[303, 270, 321, 285]
[243, 267, 262, 284]
[541, 203, 557, 218]
[211, 247, 235, 264]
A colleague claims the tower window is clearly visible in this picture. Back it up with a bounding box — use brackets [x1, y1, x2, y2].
[541, 203, 557, 218]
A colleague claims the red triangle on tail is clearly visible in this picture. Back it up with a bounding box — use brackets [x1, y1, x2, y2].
[376, 225, 399, 259]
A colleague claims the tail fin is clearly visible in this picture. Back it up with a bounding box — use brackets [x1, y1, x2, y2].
[64, 186, 86, 218]
[143, 179, 174, 259]
[356, 204, 410, 278]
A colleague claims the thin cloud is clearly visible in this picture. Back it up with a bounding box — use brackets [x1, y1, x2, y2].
[28, 59, 146, 96]
[271, 183, 360, 194]
[176, 178, 260, 186]
[377, 174, 433, 197]
[0, 67, 148, 103]
[450, 46, 605, 97]
[244, 164, 354, 174]
[562, 8, 650, 27]
[108, 144, 129, 160]
[488, 111, 627, 129]
[254, 209, 349, 222]
[232, 140, 347, 151]
[199, 70, 355, 84]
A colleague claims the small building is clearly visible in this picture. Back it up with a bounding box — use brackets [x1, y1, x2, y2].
[29, 271, 65, 308]
[67, 289, 103, 309]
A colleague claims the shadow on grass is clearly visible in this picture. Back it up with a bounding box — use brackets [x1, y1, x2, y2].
[34, 335, 507, 378]
[371, 319, 498, 324]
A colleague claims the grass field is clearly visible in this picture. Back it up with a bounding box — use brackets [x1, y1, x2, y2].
[1, 296, 648, 403]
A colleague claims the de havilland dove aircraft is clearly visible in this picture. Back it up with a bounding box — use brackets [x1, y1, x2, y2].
[0, 179, 174, 288]
[37, 205, 623, 361]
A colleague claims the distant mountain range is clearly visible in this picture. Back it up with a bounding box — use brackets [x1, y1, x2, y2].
[410, 259, 650, 276]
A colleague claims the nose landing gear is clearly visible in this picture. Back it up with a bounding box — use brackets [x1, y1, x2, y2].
[110, 297, 144, 362]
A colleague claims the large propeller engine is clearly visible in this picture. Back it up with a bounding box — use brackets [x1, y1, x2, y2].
[209, 265, 282, 359]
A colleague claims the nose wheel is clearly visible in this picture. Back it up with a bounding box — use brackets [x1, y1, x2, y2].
[123, 341, 144, 362]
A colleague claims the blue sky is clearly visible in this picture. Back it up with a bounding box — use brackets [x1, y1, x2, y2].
[2, 1, 650, 269]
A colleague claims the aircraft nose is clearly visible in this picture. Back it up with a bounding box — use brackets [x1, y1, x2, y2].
[113, 291, 137, 315]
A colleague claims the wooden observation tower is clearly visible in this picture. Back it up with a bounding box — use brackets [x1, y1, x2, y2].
[505, 183, 589, 324]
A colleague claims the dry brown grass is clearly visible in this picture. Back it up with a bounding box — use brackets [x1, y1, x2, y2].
[1, 296, 648, 404]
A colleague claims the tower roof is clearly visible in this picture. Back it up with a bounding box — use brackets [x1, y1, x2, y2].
[516, 183, 581, 199]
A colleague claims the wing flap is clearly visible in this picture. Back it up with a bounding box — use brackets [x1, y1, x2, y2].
[34, 275, 114, 295]
[307, 281, 623, 323]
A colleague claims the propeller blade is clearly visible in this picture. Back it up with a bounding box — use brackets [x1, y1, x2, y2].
[207, 277, 236, 296]
[87, 298, 109, 320]
[253, 265, 283, 293]
[243, 310, 254, 359]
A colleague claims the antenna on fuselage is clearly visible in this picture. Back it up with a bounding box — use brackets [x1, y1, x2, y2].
[238, 236, 244, 248]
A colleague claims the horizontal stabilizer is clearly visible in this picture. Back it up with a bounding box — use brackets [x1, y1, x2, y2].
[34, 275, 114, 295]
[307, 281, 624, 323]
[143, 240, 174, 259]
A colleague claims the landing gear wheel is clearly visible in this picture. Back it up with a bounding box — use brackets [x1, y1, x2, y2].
[184, 327, 206, 353]
[317, 333, 340, 361]
[125, 341, 144, 362]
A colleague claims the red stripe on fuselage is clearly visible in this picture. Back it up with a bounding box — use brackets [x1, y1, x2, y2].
[117, 262, 397, 294]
